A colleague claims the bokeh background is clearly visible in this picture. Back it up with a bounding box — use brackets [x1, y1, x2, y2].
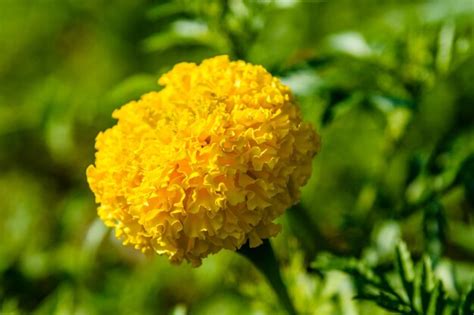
[1, 0, 473, 314]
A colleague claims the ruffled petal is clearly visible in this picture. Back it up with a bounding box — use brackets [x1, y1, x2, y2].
[86, 55, 320, 266]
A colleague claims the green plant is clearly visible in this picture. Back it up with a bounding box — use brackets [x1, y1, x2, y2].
[312, 242, 473, 315]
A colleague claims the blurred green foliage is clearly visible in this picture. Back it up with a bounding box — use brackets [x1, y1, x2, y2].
[0, 0, 473, 314]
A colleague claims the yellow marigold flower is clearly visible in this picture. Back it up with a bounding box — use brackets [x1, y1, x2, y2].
[86, 55, 320, 266]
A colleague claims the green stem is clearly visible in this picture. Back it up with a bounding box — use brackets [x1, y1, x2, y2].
[238, 239, 297, 315]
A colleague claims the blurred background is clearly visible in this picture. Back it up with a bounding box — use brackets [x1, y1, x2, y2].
[1, 0, 473, 314]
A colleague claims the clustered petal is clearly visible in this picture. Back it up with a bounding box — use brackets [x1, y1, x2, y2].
[87, 55, 320, 266]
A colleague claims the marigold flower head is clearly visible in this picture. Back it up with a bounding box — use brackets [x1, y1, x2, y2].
[87, 55, 320, 266]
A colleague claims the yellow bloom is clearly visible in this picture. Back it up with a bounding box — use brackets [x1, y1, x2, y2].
[86, 55, 320, 266]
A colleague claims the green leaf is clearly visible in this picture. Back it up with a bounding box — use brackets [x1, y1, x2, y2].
[147, 2, 187, 20]
[356, 292, 411, 313]
[419, 255, 436, 314]
[105, 74, 158, 106]
[320, 90, 360, 126]
[313, 243, 470, 315]
[426, 280, 446, 315]
[396, 242, 416, 304]
[142, 20, 225, 53]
